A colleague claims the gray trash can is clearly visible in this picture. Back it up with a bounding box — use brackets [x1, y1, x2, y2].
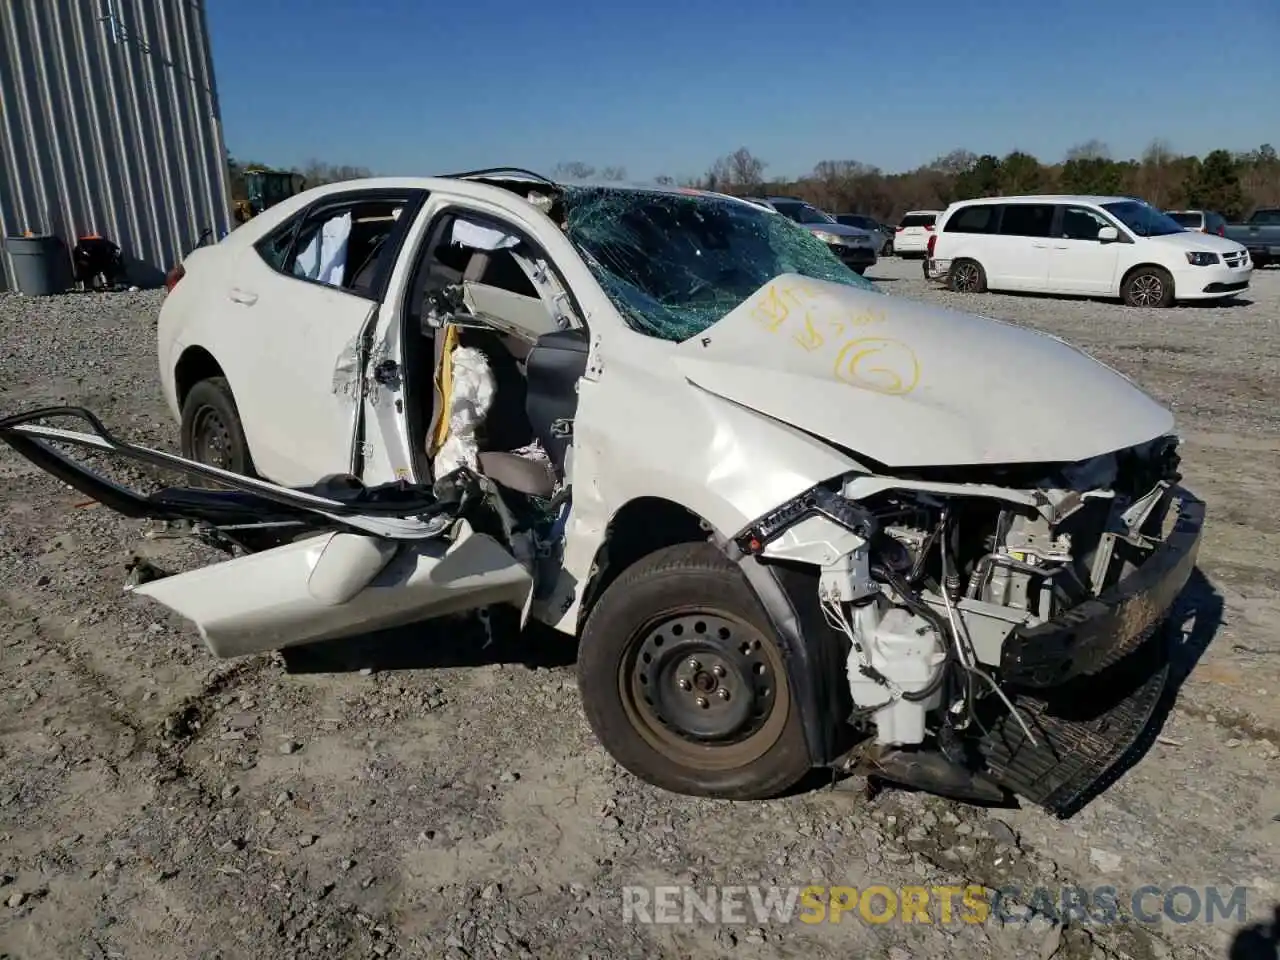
[4, 234, 68, 296]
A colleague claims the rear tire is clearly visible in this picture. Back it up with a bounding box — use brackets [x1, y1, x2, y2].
[948, 258, 987, 293]
[1122, 266, 1175, 308]
[576, 542, 812, 800]
[180, 376, 256, 476]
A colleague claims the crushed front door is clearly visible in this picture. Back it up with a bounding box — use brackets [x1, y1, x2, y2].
[0, 409, 534, 659]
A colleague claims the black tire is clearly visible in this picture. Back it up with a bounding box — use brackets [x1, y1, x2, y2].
[948, 258, 987, 293]
[1122, 266, 1175, 308]
[179, 376, 256, 476]
[853, 265, 867, 275]
[576, 542, 811, 800]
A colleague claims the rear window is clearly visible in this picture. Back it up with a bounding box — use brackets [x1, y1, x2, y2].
[943, 205, 998, 233]
[1167, 212, 1202, 228]
[900, 213, 936, 228]
[998, 204, 1055, 238]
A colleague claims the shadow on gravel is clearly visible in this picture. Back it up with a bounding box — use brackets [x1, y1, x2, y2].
[1047, 567, 1225, 817]
[279, 612, 578, 675]
[1229, 903, 1280, 960]
[952, 289, 1255, 309]
[1191, 296, 1255, 309]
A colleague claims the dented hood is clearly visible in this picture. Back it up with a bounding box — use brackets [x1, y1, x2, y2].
[672, 275, 1174, 468]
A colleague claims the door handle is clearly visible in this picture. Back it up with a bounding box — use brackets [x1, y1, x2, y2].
[1032, 243, 1049, 249]
[1052, 245, 1069, 250]
[228, 287, 258, 305]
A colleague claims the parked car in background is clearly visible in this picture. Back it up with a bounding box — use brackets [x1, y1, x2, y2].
[893, 210, 941, 258]
[742, 196, 878, 273]
[925, 195, 1252, 307]
[1223, 208, 1280, 268]
[1164, 209, 1228, 237]
[834, 214, 894, 255]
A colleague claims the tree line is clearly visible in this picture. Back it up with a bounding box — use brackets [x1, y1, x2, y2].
[562, 141, 1280, 223]
[227, 141, 1280, 225]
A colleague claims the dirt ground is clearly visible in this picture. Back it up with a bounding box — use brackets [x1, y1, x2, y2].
[0, 258, 1277, 960]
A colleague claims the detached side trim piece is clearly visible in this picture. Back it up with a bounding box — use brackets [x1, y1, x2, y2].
[1001, 489, 1205, 688]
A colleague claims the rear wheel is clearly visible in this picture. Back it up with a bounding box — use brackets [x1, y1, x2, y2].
[1122, 266, 1175, 308]
[576, 542, 811, 800]
[948, 258, 987, 293]
[180, 376, 255, 476]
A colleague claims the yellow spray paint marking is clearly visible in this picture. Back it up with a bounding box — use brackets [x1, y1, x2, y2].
[750, 283, 920, 395]
[832, 337, 920, 395]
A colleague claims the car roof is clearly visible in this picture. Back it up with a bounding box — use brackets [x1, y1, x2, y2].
[949, 194, 1142, 207]
[222, 170, 765, 245]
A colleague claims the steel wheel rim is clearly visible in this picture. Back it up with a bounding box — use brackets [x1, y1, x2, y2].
[191, 406, 234, 471]
[618, 608, 789, 771]
[952, 263, 980, 292]
[1130, 274, 1164, 306]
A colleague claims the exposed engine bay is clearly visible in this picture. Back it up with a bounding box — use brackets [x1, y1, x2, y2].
[734, 433, 1202, 815]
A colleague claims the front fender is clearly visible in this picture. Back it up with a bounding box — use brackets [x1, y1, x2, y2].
[734, 551, 853, 766]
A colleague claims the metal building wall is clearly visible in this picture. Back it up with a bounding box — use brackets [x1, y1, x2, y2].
[0, 0, 232, 291]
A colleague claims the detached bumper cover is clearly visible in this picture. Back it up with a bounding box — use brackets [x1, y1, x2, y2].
[1000, 488, 1205, 689]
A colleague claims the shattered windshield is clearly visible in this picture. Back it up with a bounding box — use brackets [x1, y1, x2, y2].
[560, 186, 880, 342]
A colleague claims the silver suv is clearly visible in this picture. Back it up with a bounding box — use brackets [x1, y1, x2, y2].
[743, 196, 879, 274]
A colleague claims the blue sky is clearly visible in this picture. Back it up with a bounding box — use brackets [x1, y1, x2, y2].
[206, 0, 1279, 182]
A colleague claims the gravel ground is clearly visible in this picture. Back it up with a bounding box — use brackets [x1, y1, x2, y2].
[1, 259, 1277, 960]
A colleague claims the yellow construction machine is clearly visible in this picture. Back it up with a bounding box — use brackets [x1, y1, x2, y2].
[233, 166, 307, 224]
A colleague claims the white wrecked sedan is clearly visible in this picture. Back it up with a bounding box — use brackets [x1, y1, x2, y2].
[0, 170, 1204, 815]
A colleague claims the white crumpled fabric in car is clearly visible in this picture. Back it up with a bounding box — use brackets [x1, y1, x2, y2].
[432, 346, 495, 478]
[294, 211, 351, 286]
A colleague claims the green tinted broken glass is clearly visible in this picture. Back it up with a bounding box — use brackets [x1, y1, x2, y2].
[560, 186, 881, 342]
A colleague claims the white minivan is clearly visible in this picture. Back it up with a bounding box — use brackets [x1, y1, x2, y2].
[925, 195, 1252, 307]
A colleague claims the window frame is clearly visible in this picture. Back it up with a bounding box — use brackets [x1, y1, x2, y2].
[899, 212, 938, 229]
[995, 202, 1057, 239]
[942, 203, 1002, 235]
[251, 187, 429, 302]
[1057, 204, 1116, 242]
[403, 203, 588, 337]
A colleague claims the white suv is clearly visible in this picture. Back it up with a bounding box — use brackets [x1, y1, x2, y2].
[926, 195, 1252, 307]
[892, 210, 940, 257]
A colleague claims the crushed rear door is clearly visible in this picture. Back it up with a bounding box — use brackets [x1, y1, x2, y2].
[0, 407, 533, 658]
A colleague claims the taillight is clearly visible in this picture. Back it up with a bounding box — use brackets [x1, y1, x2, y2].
[1217, 225, 1225, 237]
[925, 223, 935, 231]
[895, 225, 905, 232]
[927, 234, 937, 257]
[164, 262, 185, 293]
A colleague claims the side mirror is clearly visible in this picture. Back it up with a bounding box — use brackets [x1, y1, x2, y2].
[1097, 226, 1119, 243]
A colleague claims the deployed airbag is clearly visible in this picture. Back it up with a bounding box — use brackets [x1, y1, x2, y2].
[433, 345, 496, 479]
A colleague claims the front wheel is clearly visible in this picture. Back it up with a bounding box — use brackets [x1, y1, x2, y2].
[1122, 267, 1175, 307]
[576, 542, 812, 800]
[180, 376, 256, 476]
